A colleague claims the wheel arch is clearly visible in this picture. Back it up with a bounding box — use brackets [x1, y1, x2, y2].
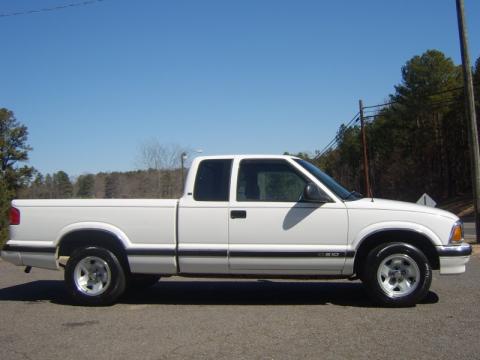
[55, 222, 131, 248]
[353, 229, 440, 277]
[56, 223, 131, 272]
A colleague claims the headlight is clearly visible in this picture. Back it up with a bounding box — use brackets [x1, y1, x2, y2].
[449, 221, 464, 243]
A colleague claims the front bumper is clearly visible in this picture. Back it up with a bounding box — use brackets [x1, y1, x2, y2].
[436, 243, 472, 275]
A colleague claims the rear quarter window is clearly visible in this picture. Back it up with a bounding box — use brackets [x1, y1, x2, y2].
[193, 159, 232, 201]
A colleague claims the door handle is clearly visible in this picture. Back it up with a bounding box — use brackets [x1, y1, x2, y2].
[231, 210, 247, 219]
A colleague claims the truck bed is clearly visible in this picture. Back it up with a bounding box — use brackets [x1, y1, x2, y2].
[6, 199, 179, 273]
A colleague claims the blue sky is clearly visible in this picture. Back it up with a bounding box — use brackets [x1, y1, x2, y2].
[1, 0, 479, 175]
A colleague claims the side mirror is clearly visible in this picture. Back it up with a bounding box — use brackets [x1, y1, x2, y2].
[302, 183, 331, 203]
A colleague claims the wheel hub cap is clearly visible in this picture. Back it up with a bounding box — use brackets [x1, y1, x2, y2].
[73, 256, 111, 296]
[377, 254, 420, 298]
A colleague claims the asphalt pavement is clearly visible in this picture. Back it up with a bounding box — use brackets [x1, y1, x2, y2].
[0, 252, 479, 360]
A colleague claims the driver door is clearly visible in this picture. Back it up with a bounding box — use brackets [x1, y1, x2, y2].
[228, 158, 349, 275]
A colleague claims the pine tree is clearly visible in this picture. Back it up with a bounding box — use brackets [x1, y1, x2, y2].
[0, 108, 33, 244]
[105, 173, 120, 198]
[76, 174, 95, 198]
[0, 177, 14, 245]
[53, 171, 73, 198]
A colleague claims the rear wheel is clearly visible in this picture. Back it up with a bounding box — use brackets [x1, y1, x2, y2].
[362, 242, 432, 307]
[65, 247, 126, 306]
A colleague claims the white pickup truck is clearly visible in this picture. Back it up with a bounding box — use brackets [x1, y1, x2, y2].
[1, 155, 472, 306]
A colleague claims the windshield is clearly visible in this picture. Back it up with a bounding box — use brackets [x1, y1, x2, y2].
[294, 159, 362, 201]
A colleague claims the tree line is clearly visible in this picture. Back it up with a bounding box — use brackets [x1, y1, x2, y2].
[17, 141, 189, 200]
[18, 168, 184, 200]
[299, 50, 480, 203]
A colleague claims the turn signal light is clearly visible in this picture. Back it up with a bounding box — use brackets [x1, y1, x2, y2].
[450, 224, 463, 243]
[9, 207, 20, 225]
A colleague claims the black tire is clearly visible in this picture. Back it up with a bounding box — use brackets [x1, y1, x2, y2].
[65, 247, 127, 306]
[128, 274, 160, 291]
[362, 242, 432, 307]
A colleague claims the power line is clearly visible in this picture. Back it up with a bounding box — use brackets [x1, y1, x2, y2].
[365, 97, 461, 120]
[362, 101, 397, 110]
[362, 83, 478, 110]
[364, 99, 460, 121]
[315, 112, 359, 159]
[0, 0, 106, 18]
[316, 90, 470, 159]
[316, 116, 360, 158]
[362, 86, 464, 110]
[343, 112, 361, 128]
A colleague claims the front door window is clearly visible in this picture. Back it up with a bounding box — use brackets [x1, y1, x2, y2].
[237, 160, 306, 202]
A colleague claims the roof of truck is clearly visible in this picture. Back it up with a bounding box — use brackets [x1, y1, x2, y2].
[193, 154, 301, 160]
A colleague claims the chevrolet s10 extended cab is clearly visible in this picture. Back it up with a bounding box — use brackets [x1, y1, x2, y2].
[1, 155, 472, 306]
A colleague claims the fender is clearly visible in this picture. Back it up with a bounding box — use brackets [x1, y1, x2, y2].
[55, 222, 132, 248]
[351, 221, 442, 250]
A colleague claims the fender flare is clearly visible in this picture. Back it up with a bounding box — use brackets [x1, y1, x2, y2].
[54, 222, 132, 248]
[352, 221, 442, 251]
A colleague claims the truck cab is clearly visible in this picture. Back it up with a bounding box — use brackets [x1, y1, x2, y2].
[178, 155, 349, 275]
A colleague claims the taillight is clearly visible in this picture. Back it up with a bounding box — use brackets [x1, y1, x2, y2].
[10, 207, 20, 225]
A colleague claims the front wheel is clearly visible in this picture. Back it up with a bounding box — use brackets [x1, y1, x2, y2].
[65, 247, 127, 306]
[362, 242, 432, 307]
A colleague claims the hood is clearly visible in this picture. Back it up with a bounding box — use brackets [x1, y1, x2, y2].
[344, 198, 458, 221]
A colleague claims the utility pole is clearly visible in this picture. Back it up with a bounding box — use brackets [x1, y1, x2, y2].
[359, 100, 372, 197]
[180, 149, 203, 191]
[456, 0, 480, 243]
[180, 152, 187, 190]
